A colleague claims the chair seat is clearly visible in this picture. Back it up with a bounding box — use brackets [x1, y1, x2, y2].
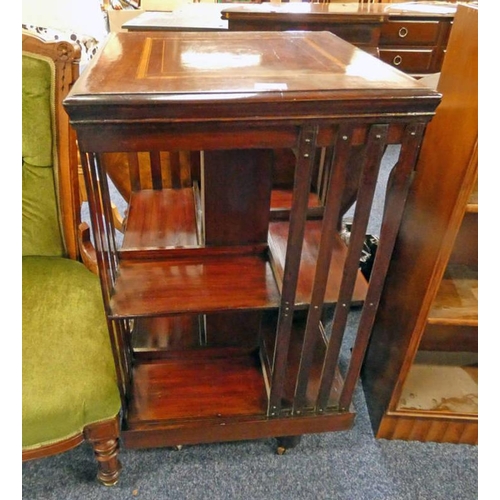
[22, 256, 121, 451]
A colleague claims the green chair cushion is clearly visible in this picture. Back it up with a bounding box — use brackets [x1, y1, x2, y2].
[22, 256, 121, 450]
[22, 53, 64, 257]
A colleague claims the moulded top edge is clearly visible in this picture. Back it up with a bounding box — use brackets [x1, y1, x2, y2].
[67, 31, 439, 102]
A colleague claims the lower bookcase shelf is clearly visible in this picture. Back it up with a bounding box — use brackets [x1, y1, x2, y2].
[126, 348, 269, 425]
[121, 304, 356, 450]
[396, 351, 477, 415]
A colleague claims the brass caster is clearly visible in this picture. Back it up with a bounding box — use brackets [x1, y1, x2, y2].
[173, 445, 183, 451]
[276, 435, 302, 454]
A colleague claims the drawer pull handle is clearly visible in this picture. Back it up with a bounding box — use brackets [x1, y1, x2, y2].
[393, 55, 403, 66]
[398, 27, 409, 38]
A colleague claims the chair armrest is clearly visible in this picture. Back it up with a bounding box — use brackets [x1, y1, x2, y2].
[78, 222, 98, 275]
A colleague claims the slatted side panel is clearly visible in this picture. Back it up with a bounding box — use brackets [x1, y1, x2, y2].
[316, 123, 389, 411]
[338, 122, 426, 411]
[292, 123, 360, 411]
[80, 151, 132, 399]
[269, 121, 428, 417]
[80, 152, 119, 297]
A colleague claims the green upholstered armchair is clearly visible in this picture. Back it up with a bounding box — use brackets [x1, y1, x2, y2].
[22, 31, 122, 486]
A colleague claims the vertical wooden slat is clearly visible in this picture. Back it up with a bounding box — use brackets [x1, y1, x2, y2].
[98, 162, 121, 259]
[128, 152, 141, 192]
[338, 122, 426, 411]
[80, 151, 111, 295]
[268, 125, 318, 415]
[80, 152, 117, 298]
[169, 151, 182, 189]
[108, 318, 132, 403]
[316, 124, 389, 411]
[118, 318, 134, 381]
[189, 150, 201, 184]
[150, 150, 163, 189]
[293, 124, 356, 411]
[318, 146, 335, 205]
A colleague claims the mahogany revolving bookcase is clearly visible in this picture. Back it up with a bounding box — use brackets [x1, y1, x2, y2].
[64, 30, 440, 452]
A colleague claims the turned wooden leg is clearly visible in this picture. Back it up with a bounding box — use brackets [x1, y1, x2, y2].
[92, 436, 121, 486]
[276, 435, 302, 455]
[84, 417, 122, 486]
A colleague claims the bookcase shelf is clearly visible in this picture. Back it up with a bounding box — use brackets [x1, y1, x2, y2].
[427, 264, 478, 325]
[110, 254, 280, 318]
[396, 351, 478, 416]
[121, 187, 199, 251]
[126, 350, 269, 427]
[268, 220, 368, 308]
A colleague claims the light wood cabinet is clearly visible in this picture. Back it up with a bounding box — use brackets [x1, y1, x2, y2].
[361, 3, 478, 444]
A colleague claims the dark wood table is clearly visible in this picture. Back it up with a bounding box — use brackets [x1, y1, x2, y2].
[64, 30, 439, 452]
[221, 2, 457, 76]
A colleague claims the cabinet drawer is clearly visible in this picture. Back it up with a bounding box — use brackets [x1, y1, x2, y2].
[381, 20, 441, 45]
[379, 48, 434, 73]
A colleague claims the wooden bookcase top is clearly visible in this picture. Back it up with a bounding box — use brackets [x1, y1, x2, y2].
[66, 31, 438, 119]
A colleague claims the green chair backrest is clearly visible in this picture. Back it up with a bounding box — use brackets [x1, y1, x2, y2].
[22, 52, 65, 257]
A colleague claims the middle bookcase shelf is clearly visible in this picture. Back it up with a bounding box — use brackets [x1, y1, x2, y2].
[110, 254, 280, 318]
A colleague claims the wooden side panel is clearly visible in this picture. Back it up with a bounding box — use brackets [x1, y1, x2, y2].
[361, 4, 478, 440]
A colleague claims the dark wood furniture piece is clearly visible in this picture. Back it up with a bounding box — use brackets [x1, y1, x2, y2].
[64, 30, 439, 452]
[361, 3, 478, 444]
[221, 2, 456, 77]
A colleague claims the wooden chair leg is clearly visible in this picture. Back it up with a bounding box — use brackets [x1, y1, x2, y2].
[84, 417, 121, 486]
[92, 437, 121, 486]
